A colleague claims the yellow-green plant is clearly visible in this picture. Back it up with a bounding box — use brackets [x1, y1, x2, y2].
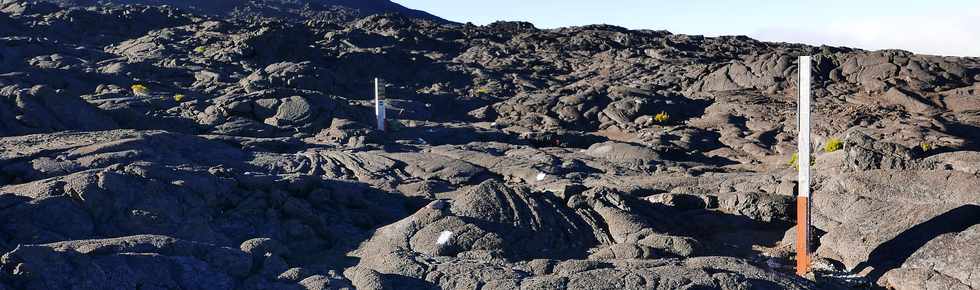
[920, 142, 933, 152]
[824, 137, 843, 152]
[654, 111, 670, 123]
[194, 46, 206, 53]
[789, 152, 815, 169]
[476, 87, 490, 95]
[173, 94, 186, 102]
[131, 84, 149, 96]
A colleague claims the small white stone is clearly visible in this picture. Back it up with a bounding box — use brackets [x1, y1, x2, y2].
[535, 172, 547, 181]
[436, 231, 453, 245]
[429, 200, 448, 210]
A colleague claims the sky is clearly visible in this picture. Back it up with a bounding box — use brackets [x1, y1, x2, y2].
[392, 0, 980, 57]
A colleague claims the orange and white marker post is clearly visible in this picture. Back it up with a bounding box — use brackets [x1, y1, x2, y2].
[796, 56, 812, 276]
[375, 78, 387, 132]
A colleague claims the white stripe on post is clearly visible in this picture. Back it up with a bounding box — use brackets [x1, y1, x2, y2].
[798, 57, 811, 199]
[375, 78, 386, 131]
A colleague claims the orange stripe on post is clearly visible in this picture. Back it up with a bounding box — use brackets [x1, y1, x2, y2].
[796, 196, 811, 275]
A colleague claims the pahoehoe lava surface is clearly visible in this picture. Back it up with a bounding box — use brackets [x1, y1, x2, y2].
[1, 1, 979, 289]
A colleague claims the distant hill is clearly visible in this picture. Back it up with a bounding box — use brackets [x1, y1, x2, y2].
[33, 0, 450, 22]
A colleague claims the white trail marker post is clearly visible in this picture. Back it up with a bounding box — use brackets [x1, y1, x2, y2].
[796, 56, 812, 276]
[375, 78, 386, 132]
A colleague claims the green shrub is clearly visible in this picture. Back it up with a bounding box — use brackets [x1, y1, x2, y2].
[194, 46, 206, 54]
[173, 94, 186, 102]
[824, 137, 843, 152]
[654, 111, 670, 123]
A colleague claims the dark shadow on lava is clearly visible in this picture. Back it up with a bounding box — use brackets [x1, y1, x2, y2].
[937, 120, 980, 151]
[0, 194, 31, 211]
[378, 274, 439, 290]
[626, 130, 739, 167]
[851, 204, 980, 283]
[299, 180, 431, 271]
[756, 130, 779, 148]
[615, 191, 793, 258]
[521, 130, 610, 149]
[669, 96, 713, 123]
